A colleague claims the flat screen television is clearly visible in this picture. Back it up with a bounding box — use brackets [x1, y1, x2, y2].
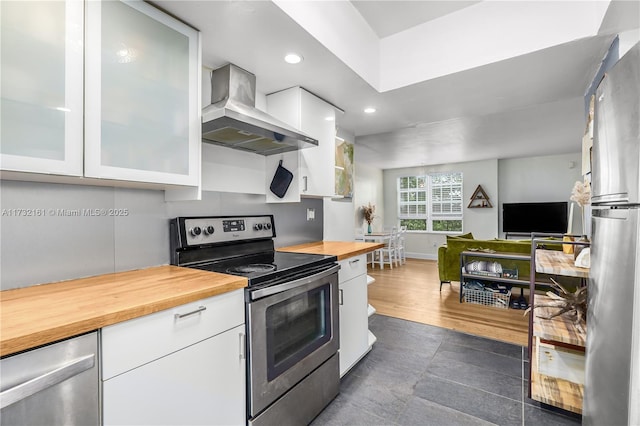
[502, 202, 568, 234]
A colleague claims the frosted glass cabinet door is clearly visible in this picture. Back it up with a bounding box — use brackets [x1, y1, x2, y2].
[0, 0, 83, 175]
[85, 0, 200, 186]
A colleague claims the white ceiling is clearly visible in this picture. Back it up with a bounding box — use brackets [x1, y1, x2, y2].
[153, 0, 639, 170]
[350, 1, 482, 38]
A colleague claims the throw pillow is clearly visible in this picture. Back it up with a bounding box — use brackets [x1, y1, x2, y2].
[446, 232, 474, 245]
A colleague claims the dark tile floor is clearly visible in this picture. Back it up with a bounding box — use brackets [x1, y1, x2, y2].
[312, 314, 582, 426]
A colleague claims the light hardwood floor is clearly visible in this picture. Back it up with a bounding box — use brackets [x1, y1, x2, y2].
[367, 258, 529, 346]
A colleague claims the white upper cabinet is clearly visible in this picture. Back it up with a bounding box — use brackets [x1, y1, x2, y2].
[267, 87, 336, 198]
[0, 0, 84, 175]
[85, 0, 200, 186]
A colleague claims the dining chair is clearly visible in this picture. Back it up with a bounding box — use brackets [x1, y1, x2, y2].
[374, 227, 397, 269]
[396, 226, 407, 264]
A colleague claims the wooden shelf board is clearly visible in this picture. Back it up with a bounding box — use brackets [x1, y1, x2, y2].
[535, 250, 589, 278]
[461, 273, 553, 289]
[461, 250, 531, 261]
[461, 250, 554, 289]
[531, 342, 583, 414]
[533, 295, 586, 347]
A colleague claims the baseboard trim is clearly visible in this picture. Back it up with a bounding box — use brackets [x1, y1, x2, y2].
[406, 252, 437, 261]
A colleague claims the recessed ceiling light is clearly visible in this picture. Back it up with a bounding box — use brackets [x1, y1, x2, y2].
[284, 53, 303, 64]
[364, 107, 376, 114]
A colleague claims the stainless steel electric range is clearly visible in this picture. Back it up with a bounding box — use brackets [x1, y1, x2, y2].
[170, 215, 340, 426]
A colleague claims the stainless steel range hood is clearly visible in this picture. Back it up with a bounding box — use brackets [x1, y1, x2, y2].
[202, 64, 318, 155]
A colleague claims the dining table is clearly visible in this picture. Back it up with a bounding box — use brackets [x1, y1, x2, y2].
[363, 232, 392, 243]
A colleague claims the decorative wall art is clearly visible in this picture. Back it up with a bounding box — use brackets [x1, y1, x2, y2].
[334, 137, 354, 198]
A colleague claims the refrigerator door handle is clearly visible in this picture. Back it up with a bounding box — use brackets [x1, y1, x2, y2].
[592, 207, 632, 220]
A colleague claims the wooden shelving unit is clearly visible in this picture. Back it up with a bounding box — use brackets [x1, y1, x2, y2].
[528, 236, 590, 415]
[459, 250, 553, 304]
[531, 295, 586, 414]
[467, 185, 492, 208]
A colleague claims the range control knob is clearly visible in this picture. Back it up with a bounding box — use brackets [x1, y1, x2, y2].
[204, 225, 215, 235]
[190, 226, 202, 236]
[264, 223, 272, 230]
[254, 223, 263, 231]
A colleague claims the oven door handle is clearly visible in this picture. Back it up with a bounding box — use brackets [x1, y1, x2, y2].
[250, 265, 340, 300]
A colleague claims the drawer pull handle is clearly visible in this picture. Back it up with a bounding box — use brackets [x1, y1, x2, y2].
[349, 259, 360, 264]
[174, 306, 206, 320]
[239, 333, 246, 360]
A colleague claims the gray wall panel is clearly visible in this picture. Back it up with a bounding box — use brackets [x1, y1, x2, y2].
[1, 182, 324, 289]
[271, 198, 323, 248]
[1, 180, 115, 290]
[113, 188, 169, 272]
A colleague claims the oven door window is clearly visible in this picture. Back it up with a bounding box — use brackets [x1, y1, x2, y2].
[265, 283, 331, 381]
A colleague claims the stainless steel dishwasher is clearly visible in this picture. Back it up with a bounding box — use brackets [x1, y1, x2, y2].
[0, 331, 99, 425]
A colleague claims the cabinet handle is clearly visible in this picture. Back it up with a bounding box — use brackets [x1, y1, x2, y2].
[239, 333, 246, 360]
[349, 259, 360, 264]
[339, 289, 344, 306]
[174, 305, 206, 320]
[303, 176, 308, 192]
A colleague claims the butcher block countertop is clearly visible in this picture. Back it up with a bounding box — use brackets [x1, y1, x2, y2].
[278, 241, 384, 261]
[0, 265, 247, 357]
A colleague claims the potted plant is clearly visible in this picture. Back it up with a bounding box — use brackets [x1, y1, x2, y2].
[362, 203, 376, 234]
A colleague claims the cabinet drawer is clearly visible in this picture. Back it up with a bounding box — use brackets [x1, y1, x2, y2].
[338, 254, 366, 283]
[102, 289, 244, 380]
[536, 338, 585, 385]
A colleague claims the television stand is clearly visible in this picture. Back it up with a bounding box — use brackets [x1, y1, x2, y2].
[505, 232, 532, 239]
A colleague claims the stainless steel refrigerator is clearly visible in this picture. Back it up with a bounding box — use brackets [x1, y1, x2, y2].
[584, 42, 640, 426]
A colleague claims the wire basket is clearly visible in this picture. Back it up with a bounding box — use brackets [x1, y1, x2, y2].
[463, 288, 511, 309]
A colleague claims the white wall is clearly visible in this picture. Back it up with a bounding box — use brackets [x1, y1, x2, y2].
[498, 153, 583, 236]
[353, 162, 384, 234]
[383, 159, 499, 260]
[323, 198, 355, 241]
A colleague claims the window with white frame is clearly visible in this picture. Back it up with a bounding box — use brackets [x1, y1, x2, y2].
[397, 172, 463, 232]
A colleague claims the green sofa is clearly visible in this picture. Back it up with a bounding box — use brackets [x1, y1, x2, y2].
[437, 233, 534, 290]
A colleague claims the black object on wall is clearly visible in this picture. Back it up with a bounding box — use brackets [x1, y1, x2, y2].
[270, 160, 294, 198]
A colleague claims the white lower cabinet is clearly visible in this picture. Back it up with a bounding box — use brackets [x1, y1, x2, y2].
[101, 290, 246, 426]
[338, 254, 371, 377]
